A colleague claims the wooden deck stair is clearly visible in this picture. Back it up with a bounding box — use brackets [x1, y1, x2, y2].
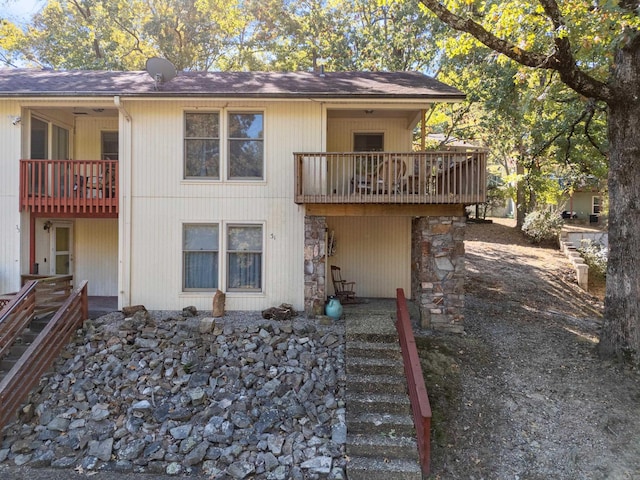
[0, 317, 50, 381]
[0, 279, 88, 435]
[345, 333, 423, 480]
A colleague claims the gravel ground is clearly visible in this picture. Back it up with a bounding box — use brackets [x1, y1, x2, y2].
[0, 311, 346, 479]
[422, 218, 640, 479]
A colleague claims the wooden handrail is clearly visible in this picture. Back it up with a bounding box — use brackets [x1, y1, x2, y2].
[0, 281, 88, 434]
[395, 288, 432, 476]
[294, 151, 487, 205]
[19, 159, 118, 215]
[0, 281, 38, 360]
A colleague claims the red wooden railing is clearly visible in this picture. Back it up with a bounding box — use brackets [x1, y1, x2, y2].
[19, 159, 118, 215]
[0, 280, 88, 433]
[395, 287, 432, 476]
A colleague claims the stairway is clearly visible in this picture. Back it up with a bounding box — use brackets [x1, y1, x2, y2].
[0, 316, 50, 382]
[345, 328, 422, 480]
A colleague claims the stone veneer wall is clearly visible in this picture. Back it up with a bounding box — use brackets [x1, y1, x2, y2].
[411, 216, 466, 333]
[304, 215, 327, 316]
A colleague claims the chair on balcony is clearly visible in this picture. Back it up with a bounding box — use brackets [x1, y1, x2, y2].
[377, 157, 407, 193]
[353, 157, 407, 194]
[330, 266, 357, 303]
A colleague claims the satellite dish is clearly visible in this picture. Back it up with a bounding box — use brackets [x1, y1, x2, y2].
[146, 57, 177, 89]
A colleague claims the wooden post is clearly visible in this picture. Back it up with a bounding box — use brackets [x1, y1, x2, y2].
[421, 109, 426, 151]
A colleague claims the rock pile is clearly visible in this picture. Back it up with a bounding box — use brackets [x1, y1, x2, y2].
[0, 309, 347, 479]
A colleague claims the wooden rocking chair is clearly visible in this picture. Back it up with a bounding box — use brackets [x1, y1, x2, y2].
[330, 266, 357, 303]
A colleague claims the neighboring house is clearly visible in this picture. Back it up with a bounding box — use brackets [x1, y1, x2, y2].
[0, 67, 486, 331]
[562, 178, 606, 224]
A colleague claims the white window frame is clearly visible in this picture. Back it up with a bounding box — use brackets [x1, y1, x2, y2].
[226, 111, 265, 182]
[101, 131, 119, 161]
[592, 196, 601, 215]
[183, 111, 221, 180]
[225, 223, 264, 293]
[182, 223, 220, 291]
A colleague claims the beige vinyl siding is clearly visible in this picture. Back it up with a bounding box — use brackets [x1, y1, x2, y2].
[75, 117, 119, 159]
[123, 99, 321, 311]
[327, 216, 411, 298]
[30, 218, 118, 296]
[74, 219, 118, 296]
[327, 117, 413, 152]
[0, 101, 23, 293]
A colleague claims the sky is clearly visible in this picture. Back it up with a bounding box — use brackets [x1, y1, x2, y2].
[1, 0, 45, 25]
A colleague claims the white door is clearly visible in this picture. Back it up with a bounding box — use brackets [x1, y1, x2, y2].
[50, 223, 73, 275]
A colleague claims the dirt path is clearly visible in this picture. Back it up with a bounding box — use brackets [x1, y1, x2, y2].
[421, 218, 640, 479]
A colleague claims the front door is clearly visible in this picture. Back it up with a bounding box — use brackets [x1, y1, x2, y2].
[50, 223, 73, 275]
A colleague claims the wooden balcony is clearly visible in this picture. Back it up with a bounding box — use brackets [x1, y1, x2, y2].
[20, 159, 118, 216]
[294, 151, 487, 205]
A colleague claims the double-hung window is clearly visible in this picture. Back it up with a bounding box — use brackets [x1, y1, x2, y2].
[184, 112, 220, 179]
[228, 112, 264, 180]
[227, 225, 263, 291]
[183, 224, 219, 290]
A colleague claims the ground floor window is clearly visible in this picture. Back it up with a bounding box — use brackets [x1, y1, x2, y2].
[183, 224, 219, 290]
[592, 196, 601, 215]
[227, 225, 263, 291]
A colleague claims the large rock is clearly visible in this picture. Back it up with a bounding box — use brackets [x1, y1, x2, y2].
[212, 290, 226, 317]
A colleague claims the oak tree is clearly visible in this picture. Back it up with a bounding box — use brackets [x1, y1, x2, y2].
[420, 0, 640, 362]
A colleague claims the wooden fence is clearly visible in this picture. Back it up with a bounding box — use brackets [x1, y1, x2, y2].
[395, 288, 432, 476]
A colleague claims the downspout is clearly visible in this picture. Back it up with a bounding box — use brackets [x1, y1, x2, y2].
[29, 215, 36, 274]
[114, 96, 132, 309]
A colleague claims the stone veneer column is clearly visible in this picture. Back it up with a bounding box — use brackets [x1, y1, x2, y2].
[411, 216, 466, 333]
[304, 215, 327, 316]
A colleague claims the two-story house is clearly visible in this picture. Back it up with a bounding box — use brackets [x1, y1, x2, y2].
[0, 67, 485, 331]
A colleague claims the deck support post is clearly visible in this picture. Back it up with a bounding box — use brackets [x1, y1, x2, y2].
[303, 215, 327, 316]
[411, 215, 466, 332]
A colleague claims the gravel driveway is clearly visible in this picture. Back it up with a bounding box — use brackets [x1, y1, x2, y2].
[422, 218, 640, 479]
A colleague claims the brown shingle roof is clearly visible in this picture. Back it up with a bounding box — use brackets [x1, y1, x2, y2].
[0, 69, 464, 100]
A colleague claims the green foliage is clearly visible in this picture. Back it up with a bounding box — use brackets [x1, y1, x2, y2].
[577, 239, 608, 279]
[521, 209, 564, 244]
[0, 0, 442, 72]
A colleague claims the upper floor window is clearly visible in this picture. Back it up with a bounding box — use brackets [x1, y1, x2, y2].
[185, 112, 220, 179]
[228, 112, 264, 180]
[354, 132, 384, 152]
[101, 131, 119, 160]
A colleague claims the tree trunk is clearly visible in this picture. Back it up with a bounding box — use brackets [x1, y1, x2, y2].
[598, 44, 640, 362]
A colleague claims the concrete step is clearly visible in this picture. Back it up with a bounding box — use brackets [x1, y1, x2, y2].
[347, 373, 408, 394]
[29, 317, 50, 331]
[347, 433, 419, 461]
[347, 340, 402, 360]
[347, 411, 416, 437]
[345, 332, 399, 344]
[346, 356, 405, 376]
[346, 456, 422, 480]
[18, 329, 40, 344]
[10, 344, 29, 357]
[0, 357, 17, 371]
[347, 391, 411, 415]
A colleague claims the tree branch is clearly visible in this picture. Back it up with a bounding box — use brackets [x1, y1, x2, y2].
[419, 0, 615, 102]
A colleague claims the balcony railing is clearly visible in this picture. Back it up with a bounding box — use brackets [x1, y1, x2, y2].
[20, 159, 118, 215]
[294, 151, 486, 205]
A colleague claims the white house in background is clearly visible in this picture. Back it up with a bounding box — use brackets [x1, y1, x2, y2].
[0, 67, 486, 331]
